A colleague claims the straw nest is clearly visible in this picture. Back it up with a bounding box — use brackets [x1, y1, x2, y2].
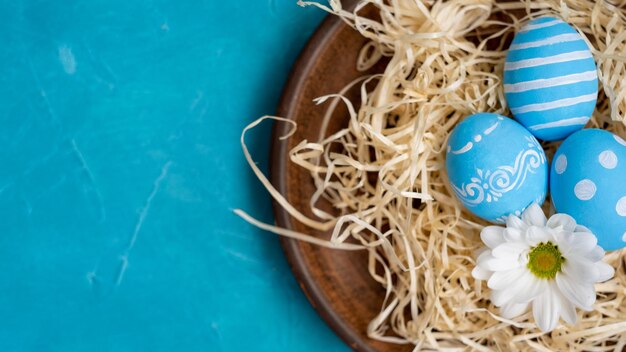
[239, 0, 626, 350]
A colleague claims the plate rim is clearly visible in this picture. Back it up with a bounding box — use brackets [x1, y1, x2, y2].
[270, 2, 377, 351]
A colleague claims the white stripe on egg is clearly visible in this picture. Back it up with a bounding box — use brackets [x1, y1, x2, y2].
[528, 116, 589, 131]
[518, 19, 563, 33]
[504, 51, 593, 71]
[504, 70, 597, 93]
[509, 33, 582, 51]
[511, 93, 597, 114]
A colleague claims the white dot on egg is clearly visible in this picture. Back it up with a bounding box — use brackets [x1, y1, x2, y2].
[474, 135, 482, 142]
[623, 232, 626, 242]
[555, 154, 567, 174]
[616, 196, 626, 216]
[614, 134, 626, 146]
[598, 150, 618, 169]
[574, 179, 596, 201]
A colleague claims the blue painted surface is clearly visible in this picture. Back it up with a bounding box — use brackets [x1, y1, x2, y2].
[0, 0, 347, 351]
[551, 129, 626, 251]
[504, 16, 597, 141]
[446, 113, 548, 223]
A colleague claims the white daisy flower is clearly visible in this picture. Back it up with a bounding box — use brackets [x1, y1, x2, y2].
[471, 203, 615, 332]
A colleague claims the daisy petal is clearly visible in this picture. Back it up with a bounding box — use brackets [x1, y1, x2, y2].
[475, 247, 490, 261]
[565, 232, 598, 256]
[503, 227, 523, 242]
[506, 215, 527, 231]
[491, 288, 511, 307]
[556, 273, 595, 310]
[546, 214, 577, 232]
[533, 283, 561, 332]
[574, 224, 591, 233]
[500, 302, 529, 319]
[481, 226, 505, 249]
[522, 203, 547, 227]
[557, 289, 577, 325]
[595, 262, 615, 282]
[479, 255, 521, 271]
[472, 265, 492, 281]
[512, 273, 546, 303]
[584, 246, 605, 262]
[492, 271, 535, 306]
[525, 226, 552, 246]
[492, 242, 527, 259]
[561, 257, 598, 284]
[488, 267, 527, 290]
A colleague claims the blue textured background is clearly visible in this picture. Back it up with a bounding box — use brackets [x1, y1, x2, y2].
[0, 0, 347, 350]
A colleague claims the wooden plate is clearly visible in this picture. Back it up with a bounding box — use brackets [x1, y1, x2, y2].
[270, 2, 410, 351]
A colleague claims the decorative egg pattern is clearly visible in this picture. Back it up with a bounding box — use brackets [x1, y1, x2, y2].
[550, 129, 626, 251]
[504, 16, 598, 141]
[446, 113, 548, 223]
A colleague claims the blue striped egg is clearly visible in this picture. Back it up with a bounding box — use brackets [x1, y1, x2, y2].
[504, 16, 598, 141]
[446, 113, 548, 223]
[551, 129, 626, 251]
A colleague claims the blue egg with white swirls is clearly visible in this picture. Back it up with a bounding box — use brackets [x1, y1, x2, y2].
[551, 129, 626, 251]
[504, 16, 598, 141]
[446, 113, 548, 223]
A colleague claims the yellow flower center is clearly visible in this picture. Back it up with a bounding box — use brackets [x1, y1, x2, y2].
[527, 242, 565, 279]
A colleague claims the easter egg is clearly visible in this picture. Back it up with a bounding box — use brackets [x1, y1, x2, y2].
[446, 113, 548, 223]
[504, 16, 598, 141]
[550, 129, 626, 251]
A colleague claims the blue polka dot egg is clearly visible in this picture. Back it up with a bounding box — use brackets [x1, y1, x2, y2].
[446, 113, 548, 223]
[504, 16, 598, 141]
[551, 129, 626, 251]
